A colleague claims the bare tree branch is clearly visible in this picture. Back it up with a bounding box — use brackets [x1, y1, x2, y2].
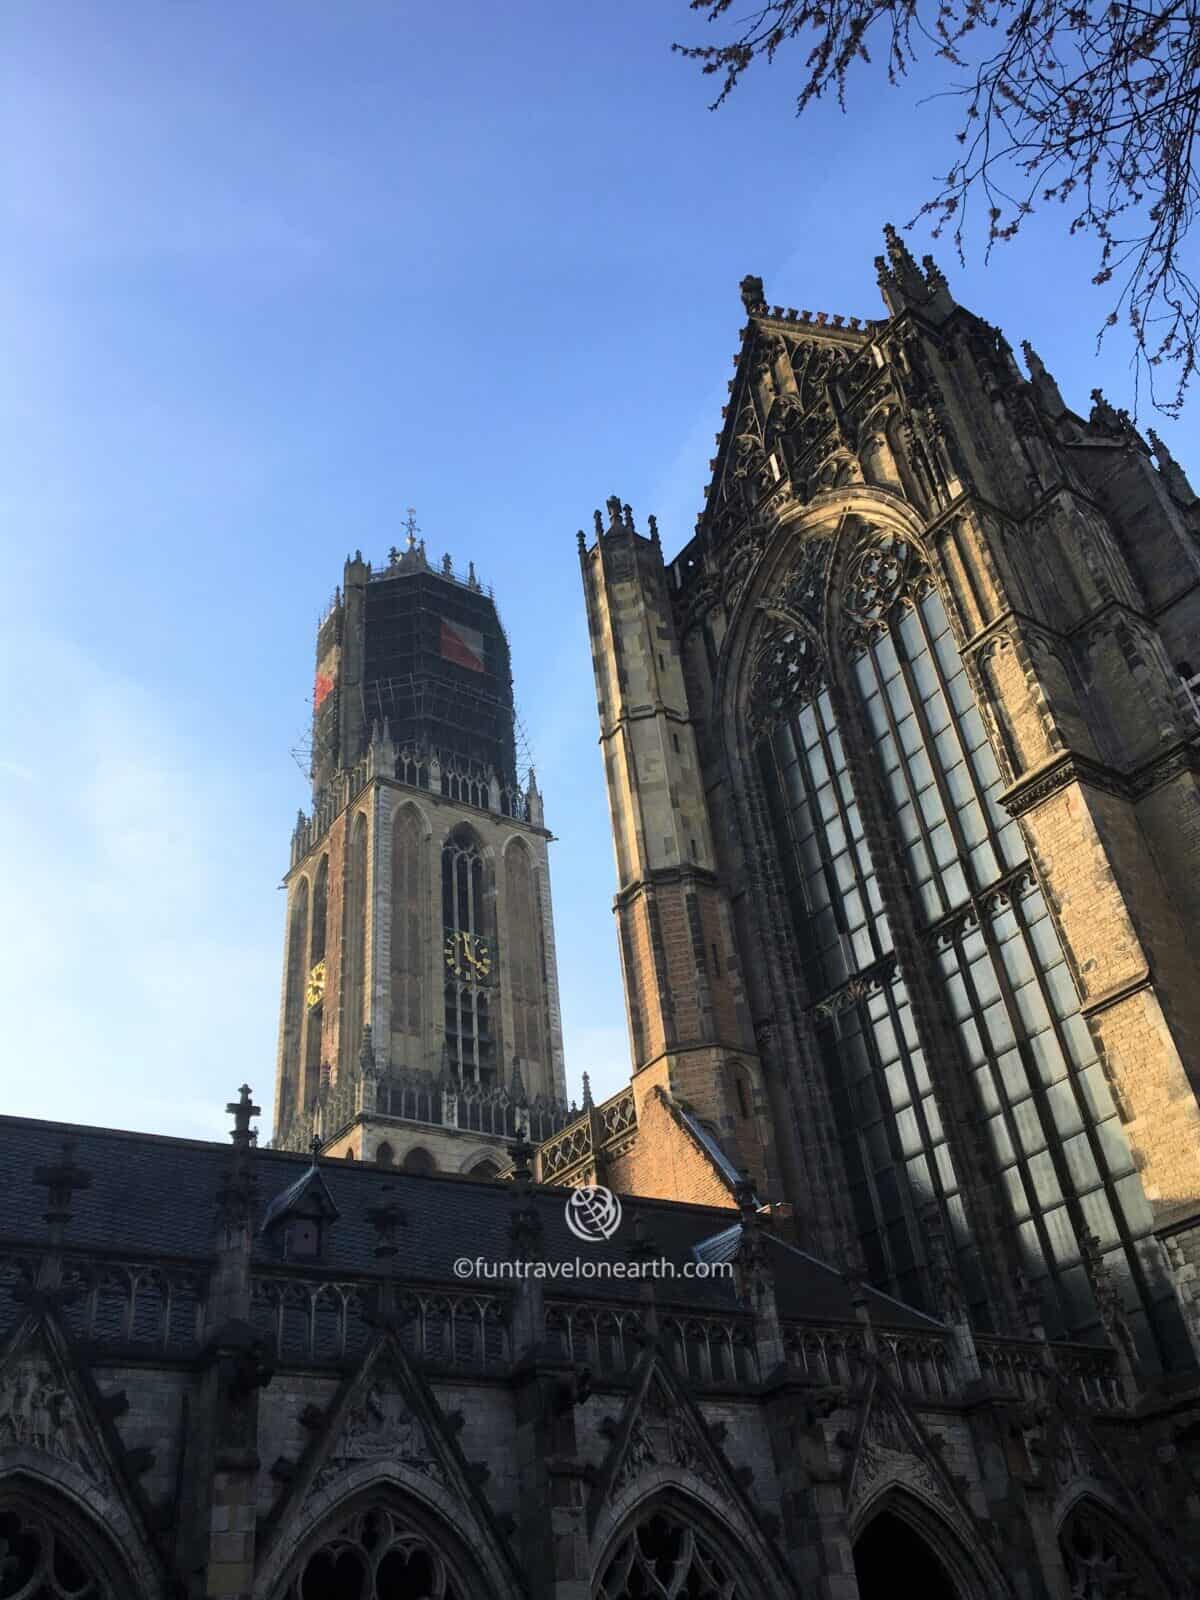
[675, 0, 1200, 413]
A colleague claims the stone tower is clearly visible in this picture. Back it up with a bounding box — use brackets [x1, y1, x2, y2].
[579, 501, 777, 1195]
[274, 535, 568, 1173]
[581, 232, 1200, 1377]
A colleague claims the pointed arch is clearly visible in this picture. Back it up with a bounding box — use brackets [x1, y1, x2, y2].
[302, 854, 329, 1110]
[391, 802, 428, 1049]
[1057, 1493, 1176, 1600]
[504, 836, 545, 1072]
[280, 875, 311, 1128]
[852, 1489, 1002, 1600]
[592, 1488, 780, 1600]
[712, 494, 1188, 1362]
[442, 824, 495, 1084]
[344, 810, 369, 1072]
[267, 1485, 507, 1600]
[0, 1476, 143, 1597]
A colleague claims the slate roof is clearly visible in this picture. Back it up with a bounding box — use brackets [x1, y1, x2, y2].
[0, 1113, 941, 1331]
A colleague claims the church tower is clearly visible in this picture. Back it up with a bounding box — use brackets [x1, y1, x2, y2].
[273, 533, 568, 1174]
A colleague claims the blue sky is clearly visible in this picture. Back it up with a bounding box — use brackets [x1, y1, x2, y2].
[2, 2, 1195, 1142]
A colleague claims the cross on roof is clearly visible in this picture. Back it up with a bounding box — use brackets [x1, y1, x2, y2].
[403, 506, 420, 551]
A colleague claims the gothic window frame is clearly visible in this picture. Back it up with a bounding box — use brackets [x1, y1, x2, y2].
[592, 1492, 772, 1600]
[0, 1480, 139, 1600]
[441, 824, 495, 1085]
[731, 505, 1184, 1361]
[271, 1492, 497, 1600]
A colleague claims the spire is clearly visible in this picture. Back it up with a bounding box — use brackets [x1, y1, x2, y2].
[1021, 340, 1067, 417]
[739, 274, 766, 314]
[581, 1071, 594, 1111]
[1148, 429, 1199, 507]
[874, 224, 952, 319]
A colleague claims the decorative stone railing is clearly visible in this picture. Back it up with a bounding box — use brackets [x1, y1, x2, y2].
[249, 1275, 510, 1369]
[783, 1321, 957, 1402]
[537, 1086, 637, 1185]
[0, 1251, 207, 1354]
[976, 1334, 1125, 1411]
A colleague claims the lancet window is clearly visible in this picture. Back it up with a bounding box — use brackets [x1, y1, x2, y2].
[441, 826, 493, 1084]
[752, 525, 1187, 1363]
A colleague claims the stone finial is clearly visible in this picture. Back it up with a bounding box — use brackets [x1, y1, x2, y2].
[593, 509, 604, 537]
[442, 551, 452, 575]
[1021, 340, 1067, 417]
[606, 494, 623, 530]
[309, 1135, 322, 1167]
[359, 1024, 377, 1076]
[227, 1086, 260, 1153]
[647, 513, 659, 544]
[876, 223, 934, 317]
[739, 274, 765, 313]
[1148, 429, 1199, 506]
[581, 1071, 594, 1111]
[467, 560, 478, 590]
[576, 529, 586, 555]
[1089, 388, 1130, 436]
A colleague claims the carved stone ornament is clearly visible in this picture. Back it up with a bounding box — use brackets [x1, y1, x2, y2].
[596, 1510, 747, 1600]
[310, 1384, 443, 1495]
[774, 536, 831, 625]
[0, 1359, 96, 1480]
[842, 531, 933, 649]
[722, 528, 764, 610]
[748, 620, 824, 737]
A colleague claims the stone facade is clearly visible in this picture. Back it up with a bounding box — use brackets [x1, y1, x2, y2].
[4, 233, 1200, 1599]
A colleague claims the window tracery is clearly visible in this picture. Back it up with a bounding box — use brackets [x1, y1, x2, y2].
[749, 523, 1185, 1360]
[1059, 1504, 1167, 1600]
[595, 1511, 746, 1600]
[0, 1505, 116, 1599]
[282, 1507, 461, 1600]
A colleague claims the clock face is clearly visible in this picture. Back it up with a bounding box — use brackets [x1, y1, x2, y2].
[444, 930, 492, 981]
[306, 960, 326, 1009]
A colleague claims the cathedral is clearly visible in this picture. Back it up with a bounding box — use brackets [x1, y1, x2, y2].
[3, 228, 1200, 1598]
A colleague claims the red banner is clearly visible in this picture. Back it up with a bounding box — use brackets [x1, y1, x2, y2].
[440, 620, 485, 672]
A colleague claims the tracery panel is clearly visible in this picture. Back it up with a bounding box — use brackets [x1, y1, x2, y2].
[595, 1510, 749, 1600]
[749, 521, 1186, 1361]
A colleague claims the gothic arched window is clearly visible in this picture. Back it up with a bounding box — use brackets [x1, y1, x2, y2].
[752, 522, 1187, 1363]
[505, 838, 545, 1070]
[1059, 1501, 1171, 1600]
[595, 1508, 753, 1600]
[281, 1506, 464, 1599]
[0, 1488, 132, 1599]
[280, 876, 310, 1128]
[344, 812, 369, 1073]
[441, 826, 494, 1085]
[303, 854, 329, 1109]
[391, 805, 425, 1044]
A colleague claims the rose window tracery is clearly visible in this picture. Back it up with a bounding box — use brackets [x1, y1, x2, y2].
[596, 1512, 746, 1600]
[0, 1507, 114, 1599]
[284, 1508, 460, 1600]
[842, 532, 933, 647]
[748, 622, 823, 736]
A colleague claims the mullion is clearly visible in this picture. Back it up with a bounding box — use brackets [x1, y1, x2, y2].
[761, 733, 830, 997]
[790, 704, 857, 988]
[858, 989, 930, 1300]
[951, 937, 1073, 1324]
[860, 642, 951, 921]
[906, 599, 1005, 886]
[1009, 890, 1166, 1354]
[808, 693, 888, 974]
[890, 608, 979, 898]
